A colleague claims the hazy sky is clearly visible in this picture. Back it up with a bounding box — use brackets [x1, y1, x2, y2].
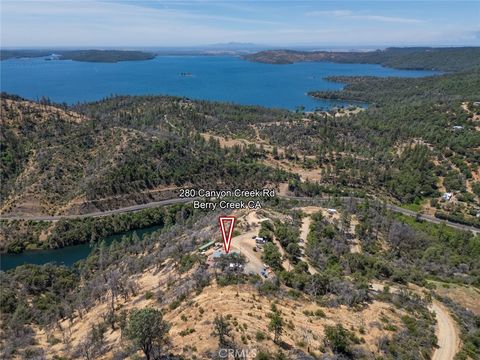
[1, 0, 479, 47]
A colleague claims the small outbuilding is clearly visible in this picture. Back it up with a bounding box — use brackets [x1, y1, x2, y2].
[198, 240, 216, 252]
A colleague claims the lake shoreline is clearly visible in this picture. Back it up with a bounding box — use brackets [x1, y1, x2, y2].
[1, 56, 438, 111]
[0, 224, 163, 271]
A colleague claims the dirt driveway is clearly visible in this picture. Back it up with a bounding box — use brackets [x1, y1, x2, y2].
[371, 283, 460, 360]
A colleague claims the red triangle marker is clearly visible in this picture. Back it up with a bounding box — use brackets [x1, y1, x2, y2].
[219, 216, 236, 254]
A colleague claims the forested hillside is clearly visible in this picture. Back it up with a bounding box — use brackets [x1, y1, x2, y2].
[245, 47, 480, 71]
[2, 64, 479, 227]
[2, 197, 478, 359]
[303, 68, 480, 225]
[0, 49, 155, 62]
[309, 68, 480, 104]
[1, 48, 480, 360]
[0, 94, 294, 217]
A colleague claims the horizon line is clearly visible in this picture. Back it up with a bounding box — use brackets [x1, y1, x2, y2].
[2, 44, 479, 50]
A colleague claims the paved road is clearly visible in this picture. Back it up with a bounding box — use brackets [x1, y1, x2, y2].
[386, 203, 479, 234]
[282, 195, 479, 235]
[0, 197, 199, 221]
[1, 194, 466, 359]
[1, 195, 478, 235]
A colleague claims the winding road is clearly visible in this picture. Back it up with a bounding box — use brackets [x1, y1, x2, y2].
[1, 194, 466, 359]
[431, 301, 461, 360]
[1, 195, 479, 236]
[371, 283, 460, 360]
[284, 195, 480, 235]
[386, 203, 479, 235]
[0, 197, 198, 221]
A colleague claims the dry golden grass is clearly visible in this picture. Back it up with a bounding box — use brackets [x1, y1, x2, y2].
[32, 273, 404, 360]
[431, 281, 480, 315]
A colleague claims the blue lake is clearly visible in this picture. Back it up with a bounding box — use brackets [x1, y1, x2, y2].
[0, 55, 439, 270]
[1, 56, 438, 110]
[0, 225, 162, 271]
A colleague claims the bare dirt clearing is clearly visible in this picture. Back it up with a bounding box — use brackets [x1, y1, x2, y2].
[201, 132, 323, 182]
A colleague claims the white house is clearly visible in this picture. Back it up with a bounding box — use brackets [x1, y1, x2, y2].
[442, 192, 453, 201]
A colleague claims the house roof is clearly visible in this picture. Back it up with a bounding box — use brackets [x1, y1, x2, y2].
[199, 240, 216, 251]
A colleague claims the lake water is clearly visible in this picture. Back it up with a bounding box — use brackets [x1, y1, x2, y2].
[0, 55, 438, 270]
[0, 225, 162, 271]
[1, 56, 438, 110]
